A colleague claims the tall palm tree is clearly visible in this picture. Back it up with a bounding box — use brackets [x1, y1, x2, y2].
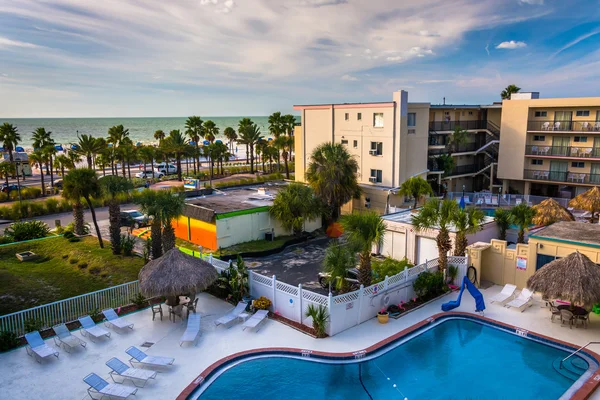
[74, 134, 103, 168]
[63, 168, 103, 247]
[153, 129, 166, 143]
[28, 150, 47, 196]
[203, 120, 219, 144]
[223, 127, 237, 153]
[447, 126, 469, 154]
[138, 146, 156, 176]
[237, 118, 254, 165]
[136, 190, 163, 259]
[341, 211, 385, 286]
[282, 114, 297, 160]
[42, 144, 57, 188]
[185, 116, 203, 174]
[238, 121, 262, 174]
[269, 112, 284, 171]
[256, 140, 268, 173]
[269, 183, 322, 235]
[399, 176, 434, 209]
[494, 208, 511, 241]
[212, 141, 229, 175]
[501, 84, 521, 100]
[100, 175, 133, 254]
[322, 241, 356, 293]
[162, 130, 188, 181]
[32, 127, 55, 184]
[120, 140, 137, 180]
[452, 207, 485, 256]
[158, 190, 185, 252]
[0, 162, 14, 187]
[67, 149, 81, 169]
[107, 125, 130, 177]
[306, 142, 361, 221]
[0, 123, 21, 178]
[510, 203, 536, 244]
[411, 198, 458, 273]
[54, 154, 73, 177]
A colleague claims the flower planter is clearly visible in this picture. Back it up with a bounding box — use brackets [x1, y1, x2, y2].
[377, 312, 389, 324]
[15, 251, 38, 262]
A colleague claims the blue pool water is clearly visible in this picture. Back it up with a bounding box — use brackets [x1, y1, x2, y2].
[198, 319, 590, 400]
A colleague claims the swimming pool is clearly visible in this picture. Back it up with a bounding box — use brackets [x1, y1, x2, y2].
[190, 317, 598, 400]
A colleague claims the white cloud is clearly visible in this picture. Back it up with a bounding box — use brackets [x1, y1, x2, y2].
[387, 55, 402, 61]
[550, 29, 600, 59]
[496, 40, 527, 49]
[485, 43, 490, 56]
[518, 0, 543, 4]
[0, 37, 39, 48]
[341, 74, 358, 81]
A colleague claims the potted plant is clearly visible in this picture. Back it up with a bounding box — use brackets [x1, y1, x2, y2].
[305, 304, 329, 338]
[377, 307, 389, 324]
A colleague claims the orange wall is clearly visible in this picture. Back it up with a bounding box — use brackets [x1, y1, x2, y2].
[173, 216, 217, 250]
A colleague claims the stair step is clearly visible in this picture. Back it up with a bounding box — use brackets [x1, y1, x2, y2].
[552, 357, 585, 381]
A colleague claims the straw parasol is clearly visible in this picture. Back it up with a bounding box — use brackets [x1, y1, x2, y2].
[527, 251, 600, 309]
[532, 198, 574, 226]
[139, 248, 218, 298]
[569, 186, 600, 221]
[326, 222, 344, 238]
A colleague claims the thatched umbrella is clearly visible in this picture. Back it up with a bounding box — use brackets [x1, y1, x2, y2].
[527, 251, 600, 310]
[532, 198, 574, 226]
[569, 186, 600, 221]
[139, 248, 218, 298]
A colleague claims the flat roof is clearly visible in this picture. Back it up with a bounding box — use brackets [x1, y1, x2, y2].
[293, 102, 394, 110]
[382, 209, 495, 232]
[529, 221, 600, 247]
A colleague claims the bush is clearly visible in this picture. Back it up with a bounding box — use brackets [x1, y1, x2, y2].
[69, 258, 78, 264]
[130, 293, 147, 308]
[253, 296, 272, 310]
[68, 237, 80, 242]
[121, 234, 136, 256]
[63, 231, 75, 239]
[28, 202, 45, 217]
[305, 304, 329, 338]
[89, 266, 101, 275]
[3, 220, 50, 242]
[413, 271, 446, 299]
[0, 331, 19, 352]
[0, 192, 8, 202]
[372, 257, 413, 283]
[45, 198, 59, 214]
[77, 262, 88, 269]
[24, 318, 44, 333]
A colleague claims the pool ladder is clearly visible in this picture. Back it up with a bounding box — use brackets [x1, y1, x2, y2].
[560, 341, 600, 369]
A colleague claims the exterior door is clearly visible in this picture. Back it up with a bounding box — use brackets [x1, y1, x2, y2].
[551, 136, 570, 156]
[554, 111, 573, 130]
[594, 137, 600, 158]
[591, 163, 600, 184]
[549, 160, 568, 182]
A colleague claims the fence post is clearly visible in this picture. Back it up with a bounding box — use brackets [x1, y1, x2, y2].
[209, 253, 213, 264]
[357, 284, 364, 325]
[272, 275, 277, 311]
[298, 284, 303, 323]
[384, 276, 389, 292]
[248, 271, 254, 297]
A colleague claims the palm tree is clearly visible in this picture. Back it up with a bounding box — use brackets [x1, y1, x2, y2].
[100, 175, 133, 254]
[138, 146, 156, 177]
[67, 149, 81, 169]
[74, 134, 103, 168]
[494, 208, 511, 241]
[238, 121, 262, 174]
[29, 150, 47, 196]
[224, 127, 237, 153]
[120, 140, 137, 180]
[0, 123, 21, 178]
[32, 127, 55, 185]
[282, 114, 297, 160]
[274, 135, 294, 178]
[158, 190, 185, 252]
[161, 130, 188, 181]
[501, 84, 521, 100]
[185, 116, 203, 173]
[63, 168, 103, 247]
[411, 198, 458, 273]
[447, 126, 469, 154]
[306, 143, 361, 221]
[0, 162, 14, 187]
[256, 140, 268, 173]
[54, 154, 73, 177]
[269, 183, 322, 235]
[203, 120, 218, 144]
[452, 207, 485, 256]
[153, 129, 166, 143]
[237, 118, 254, 166]
[107, 125, 130, 177]
[136, 190, 163, 259]
[42, 145, 57, 188]
[341, 211, 385, 286]
[213, 141, 229, 175]
[510, 203, 536, 244]
[269, 112, 284, 169]
[322, 241, 356, 292]
[399, 176, 434, 209]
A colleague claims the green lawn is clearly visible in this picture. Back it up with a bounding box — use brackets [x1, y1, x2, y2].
[176, 235, 295, 257]
[0, 236, 144, 315]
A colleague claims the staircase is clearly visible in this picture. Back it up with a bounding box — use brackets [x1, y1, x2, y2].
[552, 356, 588, 381]
[486, 120, 500, 140]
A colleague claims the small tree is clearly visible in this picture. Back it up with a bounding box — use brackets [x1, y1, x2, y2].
[494, 208, 511, 241]
[510, 203, 536, 244]
[100, 175, 133, 254]
[501, 84, 521, 100]
[269, 183, 322, 236]
[452, 207, 485, 256]
[399, 176, 433, 209]
[322, 241, 356, 292]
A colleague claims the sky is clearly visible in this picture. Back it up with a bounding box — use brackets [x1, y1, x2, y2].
[1, 0, 600, 117]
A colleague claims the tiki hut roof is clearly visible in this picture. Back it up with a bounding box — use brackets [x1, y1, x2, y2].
[569, 186, 600, 213]
[527, 251, 600, 308]
[532, 198, 574, 226]
[139, 248, 218, 298]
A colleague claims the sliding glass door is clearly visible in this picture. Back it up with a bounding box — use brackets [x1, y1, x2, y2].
[591, 163, 600, 184]
[554, 111, 573, 130]
[551, 136, 570, 156]
[549, 160, 568, 182]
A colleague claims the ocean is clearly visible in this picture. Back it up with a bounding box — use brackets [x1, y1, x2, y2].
[0, 116, 272, 148]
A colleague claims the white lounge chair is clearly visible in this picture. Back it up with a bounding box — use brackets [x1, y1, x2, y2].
[103, 309, 134, 331]
[106, 357, 158, 387]
[24, 331, 59, 363]
[126, 346, 175, 369]
[506, 288, 534, 312]
[180, 313, 201, 346]
[84, 373, 138, 399]
[490, 284, 517, 305]
[215, 302, 247, 328]
[78, 316, 111, 341]
[52, 323, 86, 352]
[243, 310, 269, 332]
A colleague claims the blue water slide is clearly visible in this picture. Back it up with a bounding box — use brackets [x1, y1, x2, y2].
[441, 276, 485, 312]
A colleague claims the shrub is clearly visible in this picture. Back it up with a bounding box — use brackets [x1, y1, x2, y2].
[88, 308, 102, 323]
[77, 262, 88, 269]
[45, 198, 59, 214]
[0, 192, 8, 202]
[3, 220, 50, 242]
[413, 271, 446, 299]
[24, 318, 44, 333]
[59, 199, 72, 212]
[0, 236, 12, 245]
[0, 331, 19, 352]
[130, 293, 147, 308]
[68, 237, 80, 242]
[253, 296, 272, 310]
[89, 266, 101, 275]
[305, 304, 329, 338]
[372, 257, 413, 283]
[69, 258, 78, 264]
[121, 234, 136, 256]
[21, 187, 42, 199]
[28, 202, 45, 217]
[63, 231, 75, 239]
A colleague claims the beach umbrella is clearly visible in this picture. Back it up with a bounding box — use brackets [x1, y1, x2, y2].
[268, 137, 273, 141]
[71, 144, 79, 150]
[326, 222, 344, 238]
[532, 198, 574, 226]
[203, 140, 210, 146]
[215, 139, 222, 144]
[54, 145, 63, 151]
[569, 186, 600, 222]
[15, 146, 24, 152]
[189, 141, 196, 146]
[138, 248, 218, 298]
[527, 251, 600, 309]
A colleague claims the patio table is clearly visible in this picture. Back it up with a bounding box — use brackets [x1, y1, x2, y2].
[557, 304, 588, 316]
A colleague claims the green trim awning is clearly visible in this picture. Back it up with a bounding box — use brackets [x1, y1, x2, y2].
[529, 235, 600, 250]
[215, 206, 270, 220]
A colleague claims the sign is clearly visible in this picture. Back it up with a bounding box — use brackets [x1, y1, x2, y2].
[516, 256, 527, 270]
[346, 302, 354, 310]
[183, 178, 199, 190]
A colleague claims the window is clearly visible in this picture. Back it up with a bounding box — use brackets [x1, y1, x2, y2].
[357, 113, 362, 121]
[353, 140, 358, 148]
[534, 111, 547, 117]
[572, 161, 585, 168]
[576, 110, 590, 117]
[344, 113, 349, 121]
[373, 113, 384, 128]
[574, 136, 588, 142]
[370, 141, 383, 156]
[370, 169, 382, 183]
[407, 113, 416, 127]
[533, 135, 546, 141]
[531, 159, 544, 165]
[341, 139, 348, 145]
[444, 111, 450, 116]
[468, 111, 473, 115]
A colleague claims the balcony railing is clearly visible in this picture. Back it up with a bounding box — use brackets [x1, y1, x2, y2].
[524, 169, 600, 184]
[525, 145, 600, 158]
[527, 120, 600, 132]
[429, 120, 489, 132]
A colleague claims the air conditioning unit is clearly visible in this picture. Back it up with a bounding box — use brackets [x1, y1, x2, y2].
[369, 149, 378, 155]
[368, 177, 378, 183]
[408, 129, 416, 135]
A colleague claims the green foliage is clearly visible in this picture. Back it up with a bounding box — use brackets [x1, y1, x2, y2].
[24, 318, 44, 333]
[413, 271, 446, 299]
[121, 234, 136, 256]
[494, 208, 511, 241]
[399, 176, 433, 209]
[130, 292, 147, 308]
[216, 256, 249, 303]
[269, 183, 322, 235]
[510, 203, 536, 243]
[305, 304, 329, 338]
[322, 241, 356, 292]
[0, 330, 19, 352]
[88, 308, 102, 323]
[3, 220, 50, 242]
[501, 84, 521, 100]
[44, 198, 59, 214]
[447, 265, 459, 282]
[452, 207, 485, 256]
[372, 257, 413, 283]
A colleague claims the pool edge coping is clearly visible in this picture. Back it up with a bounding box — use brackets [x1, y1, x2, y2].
[177, 311, 600, 400]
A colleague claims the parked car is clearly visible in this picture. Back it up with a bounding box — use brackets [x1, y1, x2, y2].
[155, 163, 177, 175]
[1, 184, 21, 193]
[119, 210, 151, 229]
[135, 170, 164, 179]
[318, 268, 360, 289]
[52, 179, 63, 189]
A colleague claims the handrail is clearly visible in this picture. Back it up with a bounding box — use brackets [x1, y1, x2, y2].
[560, 341, 600, 369]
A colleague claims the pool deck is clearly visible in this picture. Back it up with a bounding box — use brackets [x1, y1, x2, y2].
[2, 285, 600, 400]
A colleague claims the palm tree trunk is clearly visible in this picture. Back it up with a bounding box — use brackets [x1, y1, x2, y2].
[87, 155, 92, 169]
[121, 156, 126, 177]
[518, 229, 525, 244]
[151, 218, 163, 259]
[127, 159, 131, 180]
[176, 155, 182, 181]
[108, 199, 121, 254]
[150, 158, 154, 180]
[8, 150, 15, 178]
[85, 197, 104, 248]
[436, 228, 451, 272]
[39, 165, 45, 197]
[49, 156, 54, 188]
[283, 153, 290, 179]
[73, 201, 85, 235]
[162, 223, 175, 252]
[249, 144, 255, 173]
[358, 251, 372, 286]
[454, 232, 468, 256]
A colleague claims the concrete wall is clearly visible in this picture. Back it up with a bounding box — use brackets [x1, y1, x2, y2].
[467, 240, 530, 288]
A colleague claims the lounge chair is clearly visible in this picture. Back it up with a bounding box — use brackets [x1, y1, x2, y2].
[125, 346, 175, 369]
[83, 373, 138, 399]
[215, 302, 247, 328]
[24, 331, 59, 363]
[490, 284, 517, 305]
[180, 313, 201, 346]
[505, 288, 534, 312]
[78, 316, 111, 342]
[103, 309, 134, 331]
[52, 323, 86, 352]
[106, 357, 158, 387]
[243, 310, 269, 332]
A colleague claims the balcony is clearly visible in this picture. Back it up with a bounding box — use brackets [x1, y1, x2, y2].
[527, 120, 600, 132]
[429, 120, 489, 132]
[523, 169, 600, 184]
[525, 145, 600, 159]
